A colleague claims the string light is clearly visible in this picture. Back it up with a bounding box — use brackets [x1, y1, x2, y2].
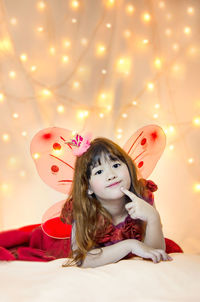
[124, 30, 132, 38]
[72, 18, 77, 23]
[159, 1, 165, 8]
[105, 0, 115, 8]
[21, 131, 27, 137]
[20, 53, 27, 61]
[122, 113, 128, 118]
[9, 71, 16, 78]
[42, 89, 52, 97]
[81, 38, 88, 46]
[49, 47, 56, 55]
[62, 55, 69, 63]
[101, 69, 107, 74]
[37, 1, 46, 10]
[154, 58, 162, 69]
[142, 39, 149, 45]
[188, 158, 194, 164]
[12, 113, 19, 119]
[169, 145, 174, 150]
[165, 28, 172, 36]
[153, 113, 159, 119]
[96, 44, 106, 56]
[172, 43, 179, 51]
[142, 12, 151, 23]
[70, 0, 80, 9]
[187, 7, 194, 15]
[33, 153, 40, 159]
[30, 65, 37, 72]
[1, 183, 10, 193]
[10, 18, 17, 25]
[63, 40, 71, 48]
[106, 23, 112, 28]
[77, 110, 89, 119]
[57, 105, 65, 113]
[116, 134, 122, 139]
[184, 27, 191, 35]
[2, 134, 10, 142]
[147, 82, 154, 91]
[37, 26, 44, 32]
[72, 81, 80, 89]
[116, 57, 131, 74]
[132, 100, 137, 106]
[126, 4, 135, 15]
[193, 117, 200, 126]
[194, 183, 200, 192]
[0, 93, 4, 102]
[8, 157, 17, 166]
[99, 113, 104, 118]
[19, 170, 26, 178]
[154, 104, 160, 109]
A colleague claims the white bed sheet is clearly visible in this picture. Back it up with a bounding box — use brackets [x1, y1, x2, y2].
[0, 253, 199, 302]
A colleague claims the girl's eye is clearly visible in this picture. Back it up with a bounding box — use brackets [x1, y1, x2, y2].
[95, 170, 103, 175]
[113, 163, 121, 168]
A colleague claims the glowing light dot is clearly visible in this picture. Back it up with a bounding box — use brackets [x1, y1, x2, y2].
[63, 40, 71, 48]
[126, 4, 135, 14]
[154, 58, 162, 69]
[172, 43, 179, 51]
[122, 113, 128, 118]
[187, 7, 194, 15]
[9, 71, 16, 78]
[30, 65, 37, 72]
[1, 183, 9, 192]
[37, 1, 46, 10]
[10, 18, 17, 25]
[49, 47, 56, 55]
[188, 158, 194, 164]
[73, 81, 80, 88]
[184, 27, 191, 35]
[71, 0, 79, 8]
[169, 126, 175, 132]
[72, 18, 77, 23]
[19, 170, 26, 177]
[106, 23, 112, 28]
[99, 113, 104, 118]
[0, 93, 4, 102]
[33, 153, 40, 159]
[147, 82, 154, 91]
[117, 128, 123, 133]
[97, 44, 106, 55]
[142, 12, 151, 22]
[153, 113, 159, 119]
[2, 134, 10, 142]
[132, 101, 137, 106]
[107, 105, 112, 111]
[165, 28, 172, 36]
[81, 38, 88, 45]
[116, 134, 122, 139]
[37, 26, 44, 32]
[62, 55, 69, 63]
[193, 117, 200, 126]
[21, 131, 27, 136]
[124, 30, 132, 38]
[159, 1, 165, 8]
[155, 104, 160, 109]
[106, 0, 115, 8]
[57, 105, 65, 113]
[143, 39, 149, 44]
[12, 113, 19, 119]
[169, 145, 174, 150]
[42, 89, 52, 96]
[188, 46, 197, 55]
[194, 183, 200, 192]
[9, 157, 17, 165]
[102, 69, 107, 74]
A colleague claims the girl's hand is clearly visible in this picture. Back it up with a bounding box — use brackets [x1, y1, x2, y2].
[121, 187, 158, 222]
[129, 239, 173, 264]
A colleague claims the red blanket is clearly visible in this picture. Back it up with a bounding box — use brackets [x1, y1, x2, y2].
[0, 224, 183, 262]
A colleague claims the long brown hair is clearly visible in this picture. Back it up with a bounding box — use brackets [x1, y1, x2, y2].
[61, 137, 150, 266]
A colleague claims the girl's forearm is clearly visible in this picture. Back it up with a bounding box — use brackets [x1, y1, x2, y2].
[81, 240, 131, 268]
[143, 213, 166, 250]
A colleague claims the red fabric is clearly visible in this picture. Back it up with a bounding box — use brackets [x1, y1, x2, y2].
[0, 180, 183, 262]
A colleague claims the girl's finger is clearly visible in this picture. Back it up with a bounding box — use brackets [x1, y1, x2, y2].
[121, 187, 135, 200]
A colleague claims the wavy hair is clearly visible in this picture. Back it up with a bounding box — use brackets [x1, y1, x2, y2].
[61, 137, 151, 267]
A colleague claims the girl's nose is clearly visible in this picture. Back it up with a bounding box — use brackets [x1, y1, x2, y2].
[106, 168, 117, 181]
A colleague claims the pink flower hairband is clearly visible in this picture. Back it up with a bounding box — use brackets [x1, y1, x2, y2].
[68, 133, 92, 157]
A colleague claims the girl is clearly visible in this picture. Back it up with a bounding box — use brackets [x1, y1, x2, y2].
[60, 136, 173, 268]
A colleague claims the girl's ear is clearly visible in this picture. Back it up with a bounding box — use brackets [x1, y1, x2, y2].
[88, 187, 94, 195]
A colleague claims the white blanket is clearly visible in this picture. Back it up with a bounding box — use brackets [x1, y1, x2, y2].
[0, 253, 199, 302]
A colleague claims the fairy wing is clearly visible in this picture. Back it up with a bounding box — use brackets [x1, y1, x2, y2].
[123, 124, 166, 179]
[30, 127, 76, 194]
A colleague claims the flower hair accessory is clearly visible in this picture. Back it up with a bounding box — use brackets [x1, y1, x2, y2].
[70, 133, 92, 157]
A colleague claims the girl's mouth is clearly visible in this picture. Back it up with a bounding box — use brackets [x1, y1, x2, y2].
[107, 181, 122, 188]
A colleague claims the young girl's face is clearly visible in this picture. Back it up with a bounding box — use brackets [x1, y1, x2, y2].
[88, 153, 131, 203]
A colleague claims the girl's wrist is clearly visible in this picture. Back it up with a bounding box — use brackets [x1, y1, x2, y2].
[146, 209, 160, 224]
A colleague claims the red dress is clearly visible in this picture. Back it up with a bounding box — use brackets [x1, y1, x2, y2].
[0, 180, 183, 262]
